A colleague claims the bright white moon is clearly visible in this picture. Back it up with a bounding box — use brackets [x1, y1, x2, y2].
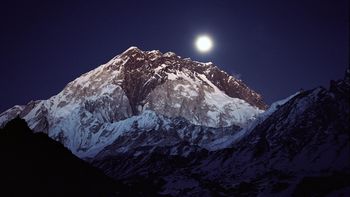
[195, 35, 213, 53]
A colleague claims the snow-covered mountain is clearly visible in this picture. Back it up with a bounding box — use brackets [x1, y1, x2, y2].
[93, 69, 350, 196]
[0, 47, 265, 157]
[1, 46, 349, 196]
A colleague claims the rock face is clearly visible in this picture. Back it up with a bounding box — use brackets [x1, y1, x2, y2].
[0, 46, 265, 158]
[92, 70, 350, 196]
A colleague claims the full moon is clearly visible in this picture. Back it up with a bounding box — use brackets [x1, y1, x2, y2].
[195, 35, 213, 53]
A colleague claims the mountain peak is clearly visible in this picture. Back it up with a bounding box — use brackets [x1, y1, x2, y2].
[124, 46, 141, 53]
[0, 46, 267, 157]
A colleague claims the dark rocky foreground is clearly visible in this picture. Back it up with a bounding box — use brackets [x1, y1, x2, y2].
[0, 117, 145, 196]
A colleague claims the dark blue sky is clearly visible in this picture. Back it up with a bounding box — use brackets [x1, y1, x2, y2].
[0, 0, 348, 112]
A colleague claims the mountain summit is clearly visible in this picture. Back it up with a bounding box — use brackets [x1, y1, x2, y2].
[0, 47, 266, 157]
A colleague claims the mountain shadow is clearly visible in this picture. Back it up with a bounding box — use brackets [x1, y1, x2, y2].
[0, 117, 138, 196]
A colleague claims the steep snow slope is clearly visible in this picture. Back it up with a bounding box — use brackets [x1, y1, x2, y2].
[200, 92, 301, 151]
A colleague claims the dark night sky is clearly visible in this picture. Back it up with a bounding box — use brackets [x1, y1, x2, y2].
[0, 0, 348, 112]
